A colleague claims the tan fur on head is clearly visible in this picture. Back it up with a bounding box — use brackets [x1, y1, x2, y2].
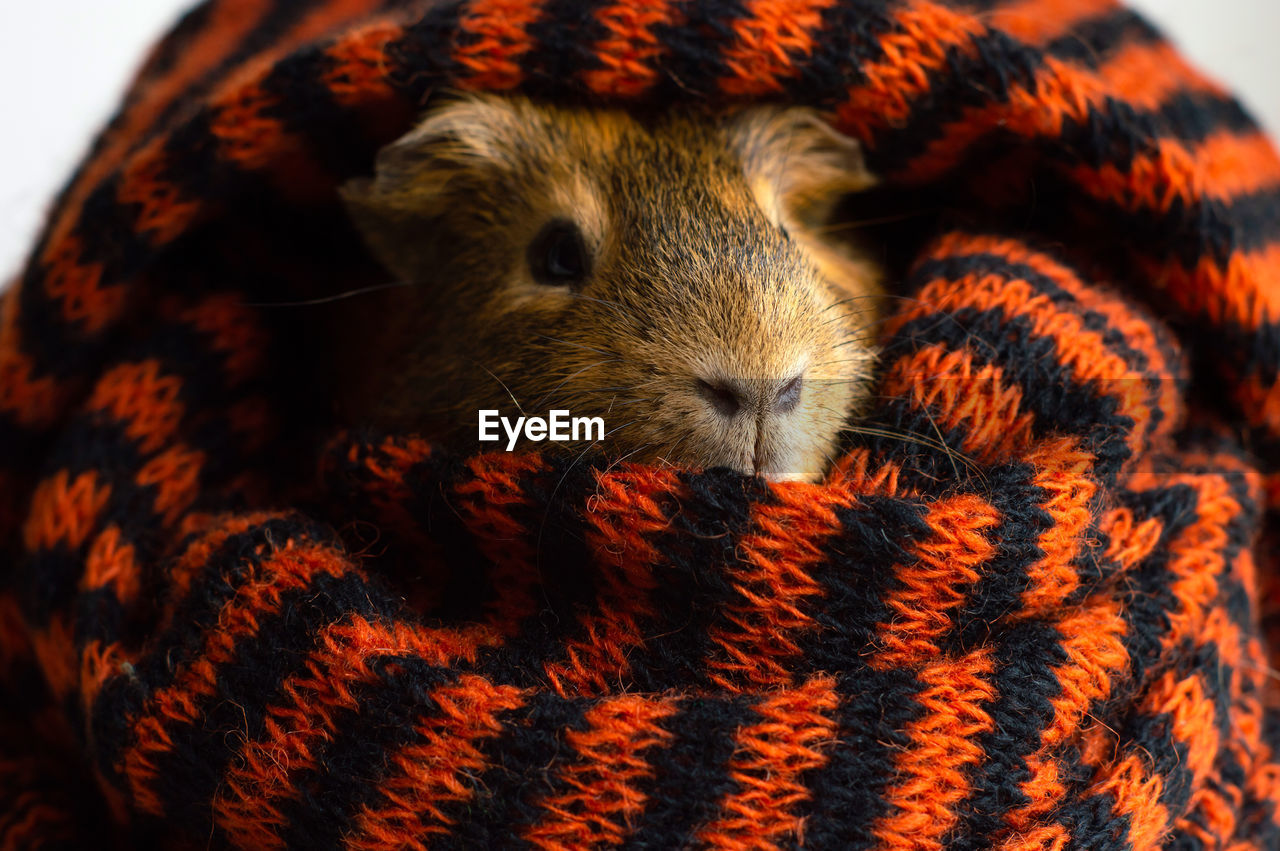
[337, 93, 882, 481]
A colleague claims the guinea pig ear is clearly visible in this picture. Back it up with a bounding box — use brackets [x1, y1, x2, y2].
[725, 107, 876, 234]
[339, 94, 530, 277]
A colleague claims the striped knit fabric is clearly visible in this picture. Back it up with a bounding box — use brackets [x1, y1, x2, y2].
[3, 0, 1280, 847]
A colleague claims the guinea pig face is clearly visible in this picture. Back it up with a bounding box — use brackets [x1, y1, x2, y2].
[340, 94, 881, 482]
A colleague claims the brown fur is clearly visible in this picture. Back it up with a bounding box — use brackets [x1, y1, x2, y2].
[337, 94, 881, 481]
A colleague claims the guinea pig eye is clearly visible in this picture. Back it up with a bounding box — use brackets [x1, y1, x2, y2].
[529, 220, 590, 287]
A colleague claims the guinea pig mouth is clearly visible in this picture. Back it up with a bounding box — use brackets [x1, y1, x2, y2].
[746, 429, 819, 482]
[707, 440, 823, 483]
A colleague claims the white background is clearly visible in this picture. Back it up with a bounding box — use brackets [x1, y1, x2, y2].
[1, 0, 1277, 279]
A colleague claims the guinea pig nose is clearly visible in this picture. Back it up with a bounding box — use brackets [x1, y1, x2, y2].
[695, 378, 746, 418]
[774, 374, 803, 414]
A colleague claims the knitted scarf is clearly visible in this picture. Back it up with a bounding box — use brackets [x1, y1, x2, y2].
[3, 0, 1280, 848]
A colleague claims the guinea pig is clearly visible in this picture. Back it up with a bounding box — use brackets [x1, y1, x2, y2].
[335, 93, 882, 482]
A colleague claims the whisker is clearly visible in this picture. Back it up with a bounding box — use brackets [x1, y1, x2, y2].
[241, 280, 412, 308]
[534, 417, 641, 569]
[870, 312, 1000, 359]
[809, 208, 936, 234]
[472, 362, 526, 418]
[830, 336, 883, 350]
[564, 291, 636, 319]
[607, 396, 656, 408]
[601, 441, 655, 475]
[818, 307, 877, 328]
[806, 357, 879, 370]
[655, 432, 694, 470]
[533, 359, 620, 409]
[837, 422, 982, 478]
[602, 418, 642, 440]
[819, 294, 879, 314]
[532, 333, 614, 359]
[570, 386, 652, 394]
[919, 401, 961, 481]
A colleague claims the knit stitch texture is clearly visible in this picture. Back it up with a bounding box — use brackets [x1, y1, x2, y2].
[3, 0, 1280, 848]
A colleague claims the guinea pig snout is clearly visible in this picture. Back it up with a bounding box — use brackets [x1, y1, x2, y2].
[694, 374, 803, 421]
[691, 371, 812, 477]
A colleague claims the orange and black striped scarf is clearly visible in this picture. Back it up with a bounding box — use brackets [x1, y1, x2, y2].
[3, 0, 1280, 848]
